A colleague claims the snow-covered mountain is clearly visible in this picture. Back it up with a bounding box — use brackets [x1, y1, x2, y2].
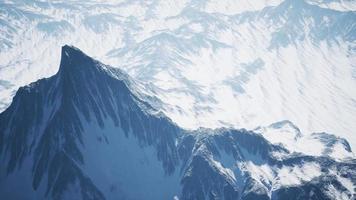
[0, 46, 355, 200]
[1, 0, 355, 151]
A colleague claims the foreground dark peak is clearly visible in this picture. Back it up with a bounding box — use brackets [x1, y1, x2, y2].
[61, 45, 90, 65]
[62, 44, 83, 56]
[59, 44, 99, 74]
[0, 46, 355, 200]
[58, 45, 133, 88]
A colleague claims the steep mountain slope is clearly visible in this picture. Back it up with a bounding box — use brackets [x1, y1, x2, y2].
[0, 46, 355, 200]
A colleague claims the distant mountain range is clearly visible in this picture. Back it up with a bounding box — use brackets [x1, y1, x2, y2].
[0, 46, 355, 200]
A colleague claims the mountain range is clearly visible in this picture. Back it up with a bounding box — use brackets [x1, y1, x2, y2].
[1, 0, 356, 151]
[0, 45, 355, 200]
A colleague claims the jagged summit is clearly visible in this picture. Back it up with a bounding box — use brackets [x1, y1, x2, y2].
[59, 44, 99, 74]
[58, 44, 135, 86]
[61, 45, 92, 62]
[62, 44, 82, 56]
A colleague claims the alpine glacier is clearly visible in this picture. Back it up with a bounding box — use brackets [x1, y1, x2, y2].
[0, 45, 355, 200]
